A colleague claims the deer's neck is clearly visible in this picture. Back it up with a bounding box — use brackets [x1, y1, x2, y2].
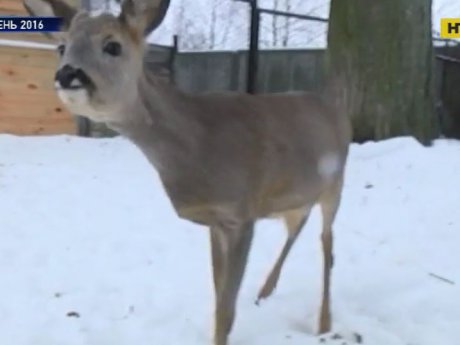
[109, 73, 186, 128]
[106, 72, 220, 221]
[107, 72, 203, 174]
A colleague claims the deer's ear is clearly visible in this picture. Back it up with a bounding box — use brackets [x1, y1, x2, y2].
[118, 0, 170, 38]
[23, 0, 78, 40]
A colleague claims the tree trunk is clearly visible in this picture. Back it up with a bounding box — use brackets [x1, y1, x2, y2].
[326, 0, 439, 145]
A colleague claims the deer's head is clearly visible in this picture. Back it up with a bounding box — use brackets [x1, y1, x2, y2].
[23, 0, 169, 122]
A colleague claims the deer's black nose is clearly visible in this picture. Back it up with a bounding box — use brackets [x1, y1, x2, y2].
[55, 64, 79, 89]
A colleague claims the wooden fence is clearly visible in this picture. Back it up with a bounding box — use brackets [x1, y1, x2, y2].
[0, 0, 76, 136]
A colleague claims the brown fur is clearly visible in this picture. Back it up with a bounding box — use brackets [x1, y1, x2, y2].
[23, 1, 352, 344]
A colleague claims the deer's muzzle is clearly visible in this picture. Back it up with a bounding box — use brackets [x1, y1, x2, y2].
[54, 64, 94, 90]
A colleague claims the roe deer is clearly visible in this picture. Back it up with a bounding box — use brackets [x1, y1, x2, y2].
[24, 0, 352, 344]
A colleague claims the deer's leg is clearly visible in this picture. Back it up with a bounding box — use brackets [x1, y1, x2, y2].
[210, 230, 225, 294]
[318, 178, 343, 334]
[257, 207, 312, 302]
[210, 220, 254, 345]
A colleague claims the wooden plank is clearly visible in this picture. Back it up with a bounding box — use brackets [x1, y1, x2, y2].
[0, 118, 75, 135]
[0, 118, 76, 136]
[0, 0, 80, 16]
[0, 0, 57, 43]
[0, 101, 71, 118]
[0, 109, 70, 122]
[0, 0, 86, 43]
[0, 0, 26, 14]
[0, 31, 55, 43]
[0, 93, 66, 114]
[0, 45, 57, 64]
[0, 0, 84, 135]
[0, 64, 59, 89]
[0, 43, 76, 135]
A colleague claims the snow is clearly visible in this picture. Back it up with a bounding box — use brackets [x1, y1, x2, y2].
[1, 134, 459, 345]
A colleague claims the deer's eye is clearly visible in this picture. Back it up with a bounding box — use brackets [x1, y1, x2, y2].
[57, 44, 66, 56]
[103, 41, 122, 57]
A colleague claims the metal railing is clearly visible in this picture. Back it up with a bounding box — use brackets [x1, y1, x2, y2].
[234, 0, 328, 94]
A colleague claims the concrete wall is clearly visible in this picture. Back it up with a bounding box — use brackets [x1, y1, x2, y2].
[171, 47, 460, 139]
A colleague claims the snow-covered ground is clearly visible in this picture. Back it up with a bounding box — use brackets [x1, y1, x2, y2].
[1, 134, 459, 345]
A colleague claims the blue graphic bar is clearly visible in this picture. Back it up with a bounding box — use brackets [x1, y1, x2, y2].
[0, 16, 64, 32]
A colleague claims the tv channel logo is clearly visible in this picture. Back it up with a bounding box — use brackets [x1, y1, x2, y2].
[440, 18, 460, 38]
